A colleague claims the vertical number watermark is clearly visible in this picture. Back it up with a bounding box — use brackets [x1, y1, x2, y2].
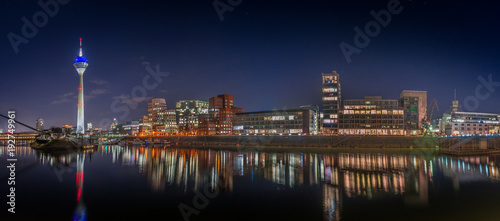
[6, 111, 17, 214]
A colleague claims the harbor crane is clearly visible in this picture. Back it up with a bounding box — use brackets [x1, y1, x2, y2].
[422, 99, 439, 135]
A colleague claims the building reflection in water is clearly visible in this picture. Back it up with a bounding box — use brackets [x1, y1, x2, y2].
[1, 143, 36, 158]
[100, 145, 500, 221]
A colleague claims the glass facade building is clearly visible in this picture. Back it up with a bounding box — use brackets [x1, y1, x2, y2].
[339, 97, 404, 135]
[233, 108, 317, 135]
[175, 100, 209, 133]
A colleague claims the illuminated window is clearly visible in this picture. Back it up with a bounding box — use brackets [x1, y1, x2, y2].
[272, 116, 285, 120]
[382, 110, 388, 114]
[323, 88, 337, 93]
[323, 97, 337, 101]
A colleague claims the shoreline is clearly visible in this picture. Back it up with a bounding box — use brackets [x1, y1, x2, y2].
[125, 135, 500, 152]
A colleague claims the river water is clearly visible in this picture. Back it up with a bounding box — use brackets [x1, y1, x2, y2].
[1, 143, 500, 221]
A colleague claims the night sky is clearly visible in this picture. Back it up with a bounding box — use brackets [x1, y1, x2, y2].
[1, 0, 499, 131]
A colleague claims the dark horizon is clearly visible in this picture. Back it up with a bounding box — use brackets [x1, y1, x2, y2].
[1, 0, 499, 131]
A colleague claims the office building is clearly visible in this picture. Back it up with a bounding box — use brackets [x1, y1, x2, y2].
[148, 98, 167, 129]
[198, 94, 243, 135]
[445, 112, 499, 135]
[86, 122, 92, 131]
[400, 90, 427, 135]
[36, 118, 44, 131]
[139, 115, 151, 135]
[113, 120, 140, 135]
[62, 124, 74, 134]
[322, 71, 341, 134]
[110, 118, 118, 130]
[338, 96, 404, 135]
[299, 105, 320, 135]
[233, 108, 317, 135]
[176, 100, 209, 134]
[165, 109, 178, 135]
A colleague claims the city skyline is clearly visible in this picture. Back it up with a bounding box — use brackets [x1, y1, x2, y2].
[1, 0, 499, 131]
[2, 2, 500, 220]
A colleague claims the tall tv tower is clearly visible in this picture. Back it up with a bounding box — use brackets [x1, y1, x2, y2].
[74, 38, 88, 134]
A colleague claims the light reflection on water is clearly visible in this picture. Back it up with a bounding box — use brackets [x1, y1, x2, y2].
[97, 145, 500, 220]
[1, 143, 500, 220]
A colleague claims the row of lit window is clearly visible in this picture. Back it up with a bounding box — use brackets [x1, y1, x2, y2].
[323, 119, 338, 124]
[339, 125, 403, 129]
[341, 116, 404, 120]
[338, 129, 404, 135]
[341, 110, 404, 115]
[240, 122, 303, 126]
[344, 105, 377, 110]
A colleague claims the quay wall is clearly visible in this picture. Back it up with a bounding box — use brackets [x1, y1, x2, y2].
[126, 136, 500, 149]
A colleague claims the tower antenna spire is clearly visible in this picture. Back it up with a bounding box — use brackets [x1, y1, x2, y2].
[79, 38, 83, 57]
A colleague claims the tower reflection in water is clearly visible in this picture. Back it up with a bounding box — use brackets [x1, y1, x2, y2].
[74, 153, 86, 221]
[34, 150, 92, 221]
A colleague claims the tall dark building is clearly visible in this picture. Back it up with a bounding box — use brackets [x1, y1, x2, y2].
[400, 90, 427, 135]
[322, 71, 341, 134]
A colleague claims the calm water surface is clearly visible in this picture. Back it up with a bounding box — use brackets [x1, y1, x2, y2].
[1, 142, 500, 221]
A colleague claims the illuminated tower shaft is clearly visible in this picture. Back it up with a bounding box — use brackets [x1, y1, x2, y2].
[74, 38, 89, 134]
[77, 70, 85, 134]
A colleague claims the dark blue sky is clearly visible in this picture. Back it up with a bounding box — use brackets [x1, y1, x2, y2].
[1, 0, 499, 131]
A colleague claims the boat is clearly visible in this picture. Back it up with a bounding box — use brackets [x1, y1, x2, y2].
[31, 136, 97, 152]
